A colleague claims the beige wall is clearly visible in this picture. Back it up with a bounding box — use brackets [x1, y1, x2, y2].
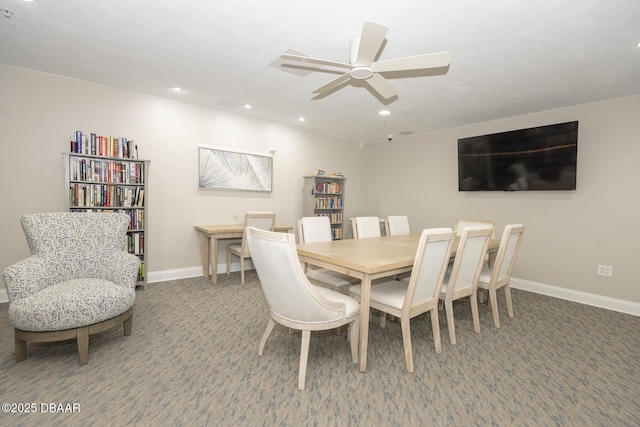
[0, 64, 368, 286]
[2, 64, 639, 307]
[365, 95, 640, 303]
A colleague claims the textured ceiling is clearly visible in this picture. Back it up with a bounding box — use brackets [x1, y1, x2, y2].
[1, 0, 639, 143]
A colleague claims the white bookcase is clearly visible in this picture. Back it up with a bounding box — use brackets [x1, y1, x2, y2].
[302, 175, 345, 240]
[63, 137, 149, 288]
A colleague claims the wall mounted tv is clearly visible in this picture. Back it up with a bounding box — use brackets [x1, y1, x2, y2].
[458, 121, 578, 191]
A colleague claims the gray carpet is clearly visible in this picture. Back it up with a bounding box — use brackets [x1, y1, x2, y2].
[1, 272, 639, 426]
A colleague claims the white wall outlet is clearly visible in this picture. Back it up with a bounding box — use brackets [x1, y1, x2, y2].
[597, 264, 613, 277]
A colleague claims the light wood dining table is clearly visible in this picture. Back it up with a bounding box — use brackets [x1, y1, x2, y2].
[194, 224, 292, 284]
[296, 233, 499, 373]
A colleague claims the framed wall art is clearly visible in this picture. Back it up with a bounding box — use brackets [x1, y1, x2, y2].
[198, 147, 273, 192]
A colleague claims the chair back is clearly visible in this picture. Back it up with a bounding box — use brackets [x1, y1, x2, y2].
[15, 212, 131, 289]
[445, 225, 492, 297]
[246, 227, 347, 323]
[453, 218, 497, 239]
[351, 216, 381, 239]
[385, 215, 410, 236]
[490, 224, 526, 285]
[298, 216, 332, 243]
[241, 212, 276, 253]
[405, 228, 455, 308]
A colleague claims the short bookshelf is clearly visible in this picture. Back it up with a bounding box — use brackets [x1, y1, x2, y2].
[302, 175, 345, 240]
[63, 132, 149, 288]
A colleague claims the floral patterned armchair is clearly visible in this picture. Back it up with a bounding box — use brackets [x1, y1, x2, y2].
[2, 212, 140, 365]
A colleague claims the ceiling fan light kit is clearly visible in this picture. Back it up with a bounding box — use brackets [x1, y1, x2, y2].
[280, 21, 451, 101]
[350, 66, 373, 80]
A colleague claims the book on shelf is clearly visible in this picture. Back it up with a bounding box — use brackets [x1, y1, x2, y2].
[69, 130, 138, 159]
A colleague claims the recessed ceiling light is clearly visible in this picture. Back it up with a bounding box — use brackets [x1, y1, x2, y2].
[171, 87, 182, 92]
[298, 117, 306, 122]
[244, 104, 252, 109]
[379, 110, 391, 116]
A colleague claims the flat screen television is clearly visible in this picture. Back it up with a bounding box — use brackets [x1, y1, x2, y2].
[458, 121, 578, 191]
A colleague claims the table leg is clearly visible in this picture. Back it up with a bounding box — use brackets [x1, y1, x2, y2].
[211, 236, 219, 284]
[358, 275, 371, 372]
[199, 233, 210, 278]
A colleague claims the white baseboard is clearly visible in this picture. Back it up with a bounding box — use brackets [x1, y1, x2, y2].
[3, 273, 638, 318]
[511, 278, 640, 317]
[146, 261, 252, 284]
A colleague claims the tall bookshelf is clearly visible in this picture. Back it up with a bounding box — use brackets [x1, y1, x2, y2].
[302, 175, 345, 240]
[63, 131, 149, 289]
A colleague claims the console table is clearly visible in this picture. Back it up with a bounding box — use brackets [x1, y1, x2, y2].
[194, 224, 292, 284]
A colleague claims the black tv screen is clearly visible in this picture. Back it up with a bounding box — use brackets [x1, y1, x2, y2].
[458, 121, 578, 191]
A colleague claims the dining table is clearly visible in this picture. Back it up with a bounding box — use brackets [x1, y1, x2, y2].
[296, 233, 499, 373]
[194, 223, 293, 284]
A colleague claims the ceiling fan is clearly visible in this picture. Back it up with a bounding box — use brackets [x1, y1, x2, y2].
[280, 21, 451, 100]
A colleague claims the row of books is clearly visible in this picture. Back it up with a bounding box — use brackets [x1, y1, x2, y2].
[69, 157, 145, 184]
[313, 197, 343, 209]
[331, 228, 343, 240]
[71, 208, 145, 230]
[315, 212, 343, 224]
[137, 260, 145, 282]
[70, 184, 145, 209]
[314, 181, 342, 194]
[127, 232, 145, 255]
[70, 130, 137, 159]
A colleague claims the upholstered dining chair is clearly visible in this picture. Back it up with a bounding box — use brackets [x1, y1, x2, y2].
[351, 216, 381, 239]
[227, 212, 276, 284]
[453, 218, 496, 267]
[246, 227, 360, 390]
[439, 225, 492, 345]
[2, 212, 140, 365]
[384, 215, 411, 236]
[453, 218, 497, 239]
[297, 216, 360, 293]
[477, 224, 525, 328]
[349, 228, 455, 372]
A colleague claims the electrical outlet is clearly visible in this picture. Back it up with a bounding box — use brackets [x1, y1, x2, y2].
[597, 265, 613, 277]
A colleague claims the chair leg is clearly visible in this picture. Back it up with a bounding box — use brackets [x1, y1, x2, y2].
[15, 332, 26, 363]
[400, 316, 414, 373]
[258, 318, 276, 355]
[123, 313, 133, 336]
[489, 288, 500, 328]
[226, 252, 231, 276]
[445, 299, 456, 345]
[505, 284, 514, 318]
[478, 289, 486, 304]
[430, 309, 442, 354]
[298, 330, 311, 390]
[470, 291, 480, 333]
[240, 256, 245, 284]
[77, 326, 89, 366]
[380, 313, 386, 328]
[349, 318, 359, 364]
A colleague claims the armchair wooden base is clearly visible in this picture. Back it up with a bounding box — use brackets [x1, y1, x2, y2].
[14, 307, 133, 365]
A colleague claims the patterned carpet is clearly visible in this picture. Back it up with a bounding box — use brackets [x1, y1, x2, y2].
[1, 272, 639, 426]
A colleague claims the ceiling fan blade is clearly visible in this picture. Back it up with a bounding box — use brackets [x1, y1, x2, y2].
[280, 53, 351, 69]
[371, 51, 451, 73]
[355, 21, 388, 65]
[364, 73, 397, 99]
[312, 73, 352, 94]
